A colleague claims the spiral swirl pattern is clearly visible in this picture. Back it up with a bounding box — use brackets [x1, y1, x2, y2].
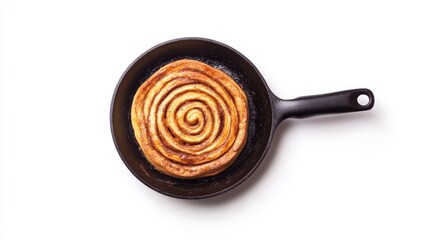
[131, 59, 248, 179]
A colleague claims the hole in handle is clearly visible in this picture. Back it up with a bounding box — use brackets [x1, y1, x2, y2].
[357, 94, 370, 106]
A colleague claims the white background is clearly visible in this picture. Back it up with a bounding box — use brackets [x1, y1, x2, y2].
[1, 0, 428, 239]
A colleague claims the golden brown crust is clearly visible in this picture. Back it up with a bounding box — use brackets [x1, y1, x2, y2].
[131, 59, 248, 179]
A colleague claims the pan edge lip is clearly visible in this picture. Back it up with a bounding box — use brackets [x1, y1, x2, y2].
[110, 37, 275, 199]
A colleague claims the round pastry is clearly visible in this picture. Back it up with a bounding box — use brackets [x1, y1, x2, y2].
[131, 59, 248, 179]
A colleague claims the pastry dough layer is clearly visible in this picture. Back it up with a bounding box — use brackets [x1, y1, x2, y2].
[131, 59, 248, 179]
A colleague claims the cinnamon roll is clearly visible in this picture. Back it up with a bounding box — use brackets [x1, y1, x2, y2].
[131, 59, 248, 179]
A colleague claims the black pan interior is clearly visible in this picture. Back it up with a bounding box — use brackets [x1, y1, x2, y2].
[111, 38, 274, 199]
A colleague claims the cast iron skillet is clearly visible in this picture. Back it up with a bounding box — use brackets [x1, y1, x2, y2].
[110, 37, 374, 199]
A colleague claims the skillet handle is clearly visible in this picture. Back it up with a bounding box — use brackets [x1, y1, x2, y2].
[274, 88, 375, 123]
